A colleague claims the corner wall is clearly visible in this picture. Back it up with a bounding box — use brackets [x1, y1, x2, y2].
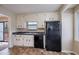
[0, 6, 16, 48]
[73, 5, 79, 54]
[60, 9, 73, 52]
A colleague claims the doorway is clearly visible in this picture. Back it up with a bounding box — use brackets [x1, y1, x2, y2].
[0, 17, 9, 51]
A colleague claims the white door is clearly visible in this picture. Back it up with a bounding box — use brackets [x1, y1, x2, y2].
[0, 23, 3, 41]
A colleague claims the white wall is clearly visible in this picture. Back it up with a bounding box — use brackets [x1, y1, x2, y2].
[16, 12, 60, 29]
[73, 5, 79, 54]
[61, 9, 73, 52]
[0, 6, 16, 48]
[74, 5, 79, 41]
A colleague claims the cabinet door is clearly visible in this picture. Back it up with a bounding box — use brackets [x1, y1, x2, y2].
[24, 38, 28, 46]
[13, 35, 18, 46]
[24, 35, 34, 47]
[16, 16, 21, 28]
[16, 16, 23, 28]
[17, 38, 24, 46]
[14, 35, 24, 46]
[28, 39, 34, 47]
[24, 35, 29, 46]
[13, 38, 18, 46]
[28, 35, 34, 47]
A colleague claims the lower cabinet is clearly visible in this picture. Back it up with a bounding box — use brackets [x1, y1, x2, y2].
[13, 35, 34, 47]
[24, 35, 34, 47]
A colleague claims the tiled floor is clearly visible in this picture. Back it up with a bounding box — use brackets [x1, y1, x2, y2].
[0, 48, 10, 55]
[0, 42, 9, 55]
[0, 42, 8, 51]
[0, 46, 76, 55]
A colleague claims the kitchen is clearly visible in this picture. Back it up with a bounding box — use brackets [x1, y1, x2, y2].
[0, 0, 78, 59]
[12, 12, 61, 52]
[0, 4, 76, 55]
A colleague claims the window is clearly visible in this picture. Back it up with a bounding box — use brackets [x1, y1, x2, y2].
[0, 23, 3, 41]
[27, 21, 37, 30]
[4, 22, 8, 32]
[0, 22, 8, 42]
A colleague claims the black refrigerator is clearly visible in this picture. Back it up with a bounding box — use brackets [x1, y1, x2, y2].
[45, 21, 61, 52]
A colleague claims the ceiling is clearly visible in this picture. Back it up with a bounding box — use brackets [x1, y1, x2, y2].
[1, 4, 62, 14]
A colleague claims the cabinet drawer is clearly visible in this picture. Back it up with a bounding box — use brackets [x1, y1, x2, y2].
[24, 35, 33, 38]
[14, 38, 24, 46]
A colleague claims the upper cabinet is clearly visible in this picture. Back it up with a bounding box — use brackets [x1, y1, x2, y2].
[16, 12, 60, 29]
[16, 16, 26, 29]
[16, 16, 21, 28]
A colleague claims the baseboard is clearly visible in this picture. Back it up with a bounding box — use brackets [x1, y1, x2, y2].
[62, 50, 78, 55]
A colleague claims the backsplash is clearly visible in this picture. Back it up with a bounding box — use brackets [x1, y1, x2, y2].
[16, 27, 45, 32]
[16, 28, 27, 32]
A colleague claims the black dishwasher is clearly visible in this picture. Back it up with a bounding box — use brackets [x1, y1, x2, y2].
[34, 34, 44, 49]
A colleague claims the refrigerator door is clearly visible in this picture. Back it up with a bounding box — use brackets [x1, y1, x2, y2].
[46, 21, 61, 52]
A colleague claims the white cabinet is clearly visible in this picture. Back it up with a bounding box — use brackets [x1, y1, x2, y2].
[16, 16, 26, 28]
[13, 38, 17, 46]
[16, 16, 21, 28]
[13, 35, 24, 46]
[13, 35, 34, 47]
[23, 35, 34, 47]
